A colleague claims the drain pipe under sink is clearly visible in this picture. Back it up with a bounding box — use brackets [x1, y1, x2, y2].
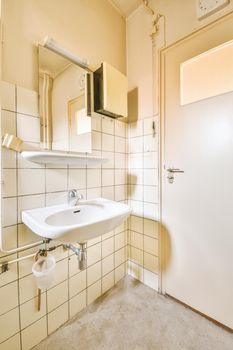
[65, 243, 87, 270]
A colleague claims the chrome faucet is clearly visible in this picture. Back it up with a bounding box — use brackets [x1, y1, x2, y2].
[67, 189, 83, 206]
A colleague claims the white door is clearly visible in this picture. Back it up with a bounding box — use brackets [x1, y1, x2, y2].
[161, 13, 233, 329]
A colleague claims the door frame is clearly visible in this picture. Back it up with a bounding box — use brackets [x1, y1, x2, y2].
[158, 9, 233, 295]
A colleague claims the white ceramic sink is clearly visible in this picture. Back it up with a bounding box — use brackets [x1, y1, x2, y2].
[22, 198, 131, 243]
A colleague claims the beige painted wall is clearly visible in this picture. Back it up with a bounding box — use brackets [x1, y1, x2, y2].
[1, 0, 126, 91]
[152, 0, 233, 45]
[127, 0, 233, 122]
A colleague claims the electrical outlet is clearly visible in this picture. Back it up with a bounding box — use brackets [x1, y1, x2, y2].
[196, 0, 230, 20]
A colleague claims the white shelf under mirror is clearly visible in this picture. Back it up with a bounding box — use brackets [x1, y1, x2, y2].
[21, 151, 108, 166]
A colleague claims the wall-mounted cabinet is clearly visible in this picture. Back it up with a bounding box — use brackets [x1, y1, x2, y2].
[94, 62, 128, 118]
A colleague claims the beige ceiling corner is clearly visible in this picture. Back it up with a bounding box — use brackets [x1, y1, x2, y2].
[107, 0, 142, 17]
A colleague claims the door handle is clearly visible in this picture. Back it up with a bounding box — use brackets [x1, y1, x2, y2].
[167, 168, 184, 173]
[167, 167, 184, 183]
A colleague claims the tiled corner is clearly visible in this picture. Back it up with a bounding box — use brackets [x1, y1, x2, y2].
[128, 117, 160, 291]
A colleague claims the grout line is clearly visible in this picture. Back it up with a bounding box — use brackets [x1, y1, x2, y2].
[67, 243, 71, 320]
[100, 118, 103, 293]
[1, 108, 39, 120]
[0, 331, 20, 346]
[1, 261, 129, 343]
[14, 84, 23, 350]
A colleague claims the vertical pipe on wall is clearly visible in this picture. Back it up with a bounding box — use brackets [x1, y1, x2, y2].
[41, 73, 52, 149]
[149, 9, 167, 294]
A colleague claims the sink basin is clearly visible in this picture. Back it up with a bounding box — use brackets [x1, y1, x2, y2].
[22, 198, 131, 243]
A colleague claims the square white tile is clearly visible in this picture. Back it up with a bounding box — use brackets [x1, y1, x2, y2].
[102, 271, 114, 293]
[102, 186, 114, 200]
[1, 226, 17, 252]
[115, 169, 126, 185]
[144, 169, 158, 186]
[1, 148, 16, 169]
[46, 169, 67, 193]
[21, 317, 47, 350]
[1, 110, 16, 135]
[68, 169, 86, 189]
[17, 86, 38, 116]
[130, 137, 143, 153]
[48, 302, 68, 334]
[115, 136, 126, 153]
[144, 186, 159, 204]
[102, 169, 114, 187]
[102, 133, 114, 152]
[69, 270, 86, 298]
[18, 169, 45, 195]
[0, 308, 19, 343]
[87, 169, 101, 188]
[115, 153, 126, 169]
[0, 333, 20, 350]
[1, 81, 15, 112]
[0, 281, 18, 316]
[102, 117, 114, 134]
[92, 131, 101, 150]
[102, 254, 114, 276]
[87, 280, 101, 305]
[47, 280, 68, 312]
[115, 120, 126, 138]
[2, 169, 17, 197]
[87, 261, 101, 286]
[69, 290, 86, 318]
[17, 114, 40, 142]
[2, 198, 17, 227]
[20, 294, 46, 329]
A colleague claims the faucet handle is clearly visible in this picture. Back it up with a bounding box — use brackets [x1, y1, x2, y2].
[77, 193, 84, 200]
[68, 189, 78, 198]
[67, 189, 83, 206]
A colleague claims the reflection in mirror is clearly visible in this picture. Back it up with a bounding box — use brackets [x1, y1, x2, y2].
[39, 45, 92, 152]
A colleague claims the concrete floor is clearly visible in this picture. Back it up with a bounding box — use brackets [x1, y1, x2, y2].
[34, 277, 233, 350]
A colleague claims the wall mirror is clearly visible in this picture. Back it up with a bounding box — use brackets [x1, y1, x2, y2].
[39, 45, 92, 153]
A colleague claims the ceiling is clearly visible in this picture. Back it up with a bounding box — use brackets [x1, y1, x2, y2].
[109, 0, 142, 17]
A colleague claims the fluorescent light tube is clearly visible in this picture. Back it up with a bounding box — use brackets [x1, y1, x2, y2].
[43, 36, 92, 72]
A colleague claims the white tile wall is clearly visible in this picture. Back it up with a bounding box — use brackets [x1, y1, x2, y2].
[1, 81, 16, 111]
[2, 110, 16, 135]
[0, 82, 128, 350]
[128, 116, 160, 291]
[1, 81, 160, 350]
[17, 114, 40, 143]
[69, 289, 86, 318]
[17, 87, 39, 117]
